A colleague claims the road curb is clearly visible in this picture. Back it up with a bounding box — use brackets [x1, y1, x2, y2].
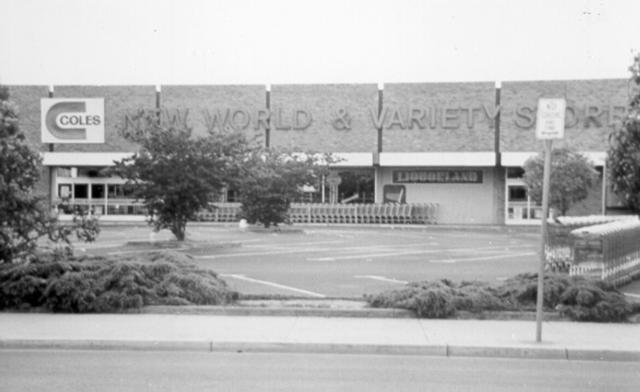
[567, 349, 640, 362]
[142, 305, 417, 318]
[0, 339, 211, 352]
[2, 339, 639, 362]
[140, 306, 576, 321]
[446, 345, 567, 360]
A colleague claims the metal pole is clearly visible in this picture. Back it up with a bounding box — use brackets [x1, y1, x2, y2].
[536, 139, 553, 342]
[48, 88, 55, 211]
[601, 159, 607, 215]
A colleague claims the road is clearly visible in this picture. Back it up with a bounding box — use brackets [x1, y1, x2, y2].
[1, 349, 638, 391]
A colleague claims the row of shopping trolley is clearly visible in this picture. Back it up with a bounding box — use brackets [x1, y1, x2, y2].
[196, 202, 439, 225]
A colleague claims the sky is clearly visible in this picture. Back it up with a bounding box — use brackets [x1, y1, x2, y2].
[1, 0, 639, 85]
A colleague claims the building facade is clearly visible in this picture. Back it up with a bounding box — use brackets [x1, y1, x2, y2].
[7, 79, 630, 225]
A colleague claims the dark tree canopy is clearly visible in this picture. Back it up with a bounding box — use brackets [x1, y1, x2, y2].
[607, 54, 640, 213]
[237, 149, 331, 228]
[523, 148, 598, 216]
[0, 86, 44, 262]
[0, 86, 99, 263]
[114, 111, 252, 240]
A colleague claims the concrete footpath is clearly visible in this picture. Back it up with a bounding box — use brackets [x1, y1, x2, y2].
[1, 313, 639, 362]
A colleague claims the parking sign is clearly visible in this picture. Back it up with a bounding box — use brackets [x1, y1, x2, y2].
[536, 98, 566, 140]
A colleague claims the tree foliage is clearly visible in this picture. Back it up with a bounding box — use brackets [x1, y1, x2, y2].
[523, 148, 597, 216]
[607, 54, 640, 213]
[237, 149, 331, 228]
[0, 86, 99, 264]
[114, 111, 252, 240]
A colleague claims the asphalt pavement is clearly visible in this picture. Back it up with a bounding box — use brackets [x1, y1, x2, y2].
[73, 223, 640, 299]
[75, 224, 543, 297]
[3, 350, 639, 392]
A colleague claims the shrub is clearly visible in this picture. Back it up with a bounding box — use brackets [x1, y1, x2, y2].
[0, 251, 237, 312]
[456, 281, 506, 311]
[366, 279, 505, 317]
[556, 281, 632, 322]
[412, 289, 456, 318]
[0, 258, 85, 309]
[365, 273, 638, 322]
[496, 273, 572, 308]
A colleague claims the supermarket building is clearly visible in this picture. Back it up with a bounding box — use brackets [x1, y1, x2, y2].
[7, 79, 630, 225]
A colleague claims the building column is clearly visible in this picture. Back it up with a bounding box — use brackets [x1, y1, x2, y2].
[374, 165, 383, 204]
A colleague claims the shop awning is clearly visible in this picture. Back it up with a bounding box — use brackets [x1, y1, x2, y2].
[379, 152, 496, 167]
[41, 152, 134, 167]
[42, 152, 374, 168]
[330, 153, 373, 167]
[501, 151, 606, 166]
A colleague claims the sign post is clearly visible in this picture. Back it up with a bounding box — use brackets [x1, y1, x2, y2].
[535, 98, 566, 343]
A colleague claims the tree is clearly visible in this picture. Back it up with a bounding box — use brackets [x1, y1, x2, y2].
[236, 149, 331, 228]
[523, 148, 598, 216]
[114, 111, 252, 241]
[0, 86, 99, 263]
[607, 54, 640, 213]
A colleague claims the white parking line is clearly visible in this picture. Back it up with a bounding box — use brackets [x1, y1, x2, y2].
[429, 252, 537, 263]
[220, 274, 326, 298]
[198, 242, 431, 260]
[354, 275, 408, 284]
[107, 247, 189, 256]
[76, 241, 140, 249]
[196, 247, 330, 259]
[307, 245, 516, 262]
[242, 240, 347, 250]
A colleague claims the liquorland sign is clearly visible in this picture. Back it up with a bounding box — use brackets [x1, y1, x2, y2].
[393, 170, 483, 184]
[41, 98, 105, 143]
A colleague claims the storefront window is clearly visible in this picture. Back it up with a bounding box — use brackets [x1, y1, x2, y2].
[226, 189, 238, 203]
[383, 185, 406, 204]
[508, 186, 527, 202]
[74, 184, 88, 199]
[338, 170, 375, 203]
[58, 184, 72, 199]
[92, 184, 105, 199]
[108, 184, 123, 198]
[507, 167, 525, 179]
[56, 167, 73, 178]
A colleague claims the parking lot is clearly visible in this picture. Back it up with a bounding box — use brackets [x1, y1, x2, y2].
[75, 224, 549, 298]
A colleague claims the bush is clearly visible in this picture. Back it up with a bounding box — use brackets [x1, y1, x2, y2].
[556, 280, 632, 322]
[496, 273, 573, 308]
[412, 289, 455, 318]
[0, 251, 237, 312]
[366, 279, 505, 317]
[365, 273, 638, 322]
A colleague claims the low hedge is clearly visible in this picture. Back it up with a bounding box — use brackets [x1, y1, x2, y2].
[0, 251, 237, 312]
[365, 273, 639, 322]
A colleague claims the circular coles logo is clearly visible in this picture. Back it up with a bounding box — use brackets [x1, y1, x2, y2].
[41, 98, 105, 143]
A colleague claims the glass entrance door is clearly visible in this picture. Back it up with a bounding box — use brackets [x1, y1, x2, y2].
[505, 182, 542, 225]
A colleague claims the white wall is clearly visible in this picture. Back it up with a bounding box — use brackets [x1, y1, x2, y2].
[380, 167, 498, 224]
